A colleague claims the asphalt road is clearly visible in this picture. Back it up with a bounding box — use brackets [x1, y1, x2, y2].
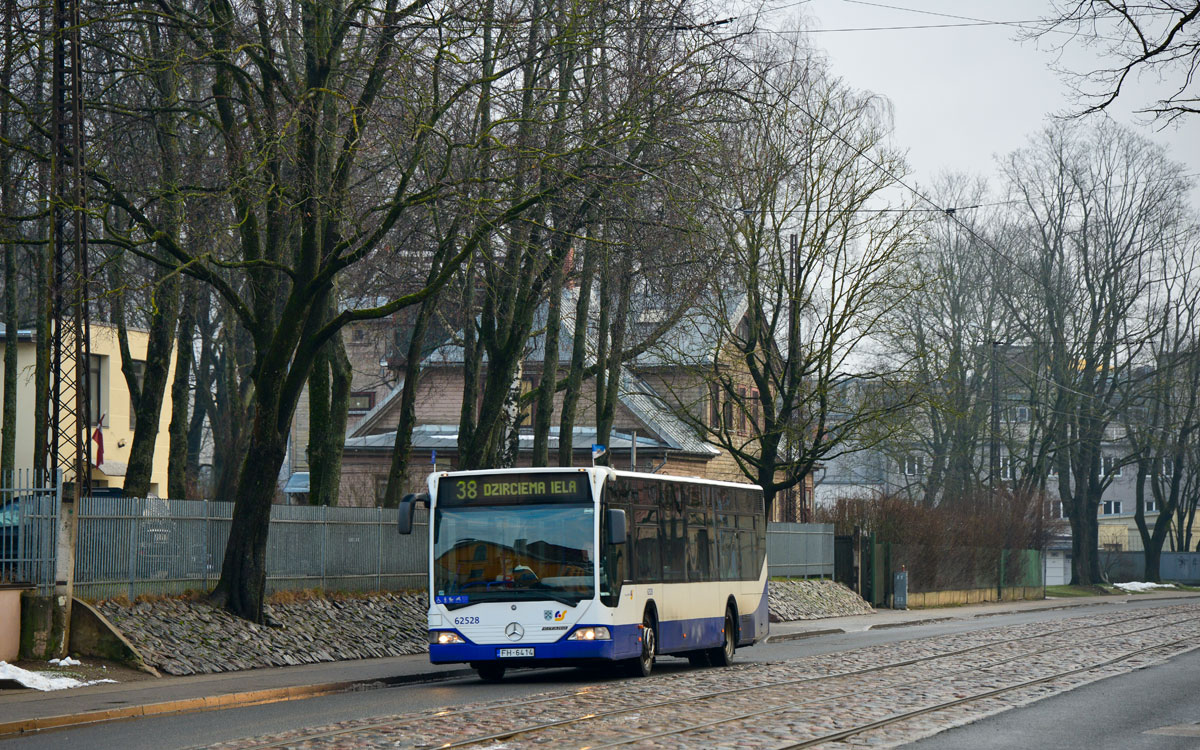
[2, 598, 1193, 749]
[909, 644, 1200, 750]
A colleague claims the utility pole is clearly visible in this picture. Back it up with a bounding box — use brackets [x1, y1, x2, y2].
[47, 0, 90, 497]
[45, 0, 89, 658]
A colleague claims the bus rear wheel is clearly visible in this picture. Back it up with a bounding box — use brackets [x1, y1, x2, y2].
[627, 614, 656, 678]
[707, 607, 736, 667]
[475, 663, 506, 682]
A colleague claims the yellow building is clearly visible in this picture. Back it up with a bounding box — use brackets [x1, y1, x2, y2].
[0, 321, 176, 496]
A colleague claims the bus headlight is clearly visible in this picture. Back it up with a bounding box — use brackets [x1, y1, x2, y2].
[430, 631, 465, 645]
[568, 626, 611, 641]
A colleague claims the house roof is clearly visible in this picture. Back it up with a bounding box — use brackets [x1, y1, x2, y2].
[349, 376, 407, 437]
[345, 425, 671, 453]
[351, 287, 718, 456]
[634, 289, 748, 368]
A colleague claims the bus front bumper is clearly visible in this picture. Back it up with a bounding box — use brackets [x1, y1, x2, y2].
[429, 626, 639, 664]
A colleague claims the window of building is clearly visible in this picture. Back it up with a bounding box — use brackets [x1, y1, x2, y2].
[375, 476, 389, 507]
[1144, 498, 1158, 513]
[128, 360, 146, 429]
[1159, 459, 1174, 478]
[1006, 405, 1030, 423]
[1000, 456, 1017, 480]
[723, 394, 733, 432]
[902, 456, 925, 476]
[709, 383, 721, 428]
[750, 389, 760, 433]
[349, 392, 375, 413]
[1102, 456, 1122, 477]
[1102, 500, 1123, 515]
[737, 386, 747, 434]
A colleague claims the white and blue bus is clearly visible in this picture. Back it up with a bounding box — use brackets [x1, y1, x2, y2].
[397, 467, 768, 681]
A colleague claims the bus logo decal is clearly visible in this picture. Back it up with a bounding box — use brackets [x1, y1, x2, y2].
[505, 622, 525, 641]
[544, 610, 566, 621]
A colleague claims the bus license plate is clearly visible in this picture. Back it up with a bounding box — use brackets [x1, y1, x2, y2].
[497, 648, 534, 658]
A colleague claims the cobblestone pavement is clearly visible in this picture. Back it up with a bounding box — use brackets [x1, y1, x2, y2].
[94, 581, 866, 676]
[203, 603, 1200, 750]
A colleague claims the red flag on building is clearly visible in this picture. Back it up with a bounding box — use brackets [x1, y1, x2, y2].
[92, 419, 104, 467]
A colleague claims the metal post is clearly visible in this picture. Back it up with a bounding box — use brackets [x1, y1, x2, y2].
[202, 498, 209, 589]
[376, 506, 382, 591]
[126, 496, 137, 601]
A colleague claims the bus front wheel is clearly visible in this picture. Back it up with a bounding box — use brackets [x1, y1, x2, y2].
[627, 614, 657, 678]
[708, 607, 736, 667]
[475, 662, 506, 682]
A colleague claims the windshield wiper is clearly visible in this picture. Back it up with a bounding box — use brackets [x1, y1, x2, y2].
[534, 589, 580, 608]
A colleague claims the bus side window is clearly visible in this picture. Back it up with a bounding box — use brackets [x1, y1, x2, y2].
[688, 510, 713, 581]
[658, 484, 686, 582]
[633, 506, 660, 582]
[718, 512, 739, 581]
[737, 514, 757, 576]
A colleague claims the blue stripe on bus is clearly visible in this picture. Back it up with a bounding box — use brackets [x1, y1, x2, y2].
[657, 615, 725, 653]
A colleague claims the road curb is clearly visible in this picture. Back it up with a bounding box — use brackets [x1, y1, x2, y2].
[765, 628, 845, 642]
[0, 667, 475, 738]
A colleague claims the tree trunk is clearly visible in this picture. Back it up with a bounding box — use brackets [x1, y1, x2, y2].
[307, 337, 331, 502]
[383, 297, 436, 507]
[310, 329, 350, 506]
[121, 275, 179, 496]
[532, 248, 566, 466]
[557, 237, 596, 466]
[208, 402, 288, 623]
[167, 284, 196, 498]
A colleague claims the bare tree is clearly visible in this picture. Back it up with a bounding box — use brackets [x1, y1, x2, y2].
[879, 175, 1012, 506]
[1125, 226, 1200, 577]
[649, 35, 918, 517]
[1001, 121, 1192, 585]
[1033, 1, 1199, 121]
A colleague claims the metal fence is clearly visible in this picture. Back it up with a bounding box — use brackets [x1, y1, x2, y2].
[1, 470, 60, 595]
[766, 522, 834, 578]
[74, 497, 428, 599]
[1100, 551, 1200, 583]
[69, 499, 830, 599]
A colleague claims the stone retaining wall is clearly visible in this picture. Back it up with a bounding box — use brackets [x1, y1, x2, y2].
[94, 580, 870, 676]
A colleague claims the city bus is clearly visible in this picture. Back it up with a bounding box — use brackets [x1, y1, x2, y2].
[397, 467, 768, 681]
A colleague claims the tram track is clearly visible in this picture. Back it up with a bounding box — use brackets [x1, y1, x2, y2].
[224, 603, 1200, 750]
[571, 613, 1200, 749]
[418, 606, 1200, 750]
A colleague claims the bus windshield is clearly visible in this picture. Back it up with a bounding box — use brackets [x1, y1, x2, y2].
[433, 504, 595, 608]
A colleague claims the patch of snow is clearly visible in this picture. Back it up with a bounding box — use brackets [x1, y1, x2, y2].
[49, 657, 82, 667]
[0, 662, 116, 691]
[1114, 581, 1177, 593]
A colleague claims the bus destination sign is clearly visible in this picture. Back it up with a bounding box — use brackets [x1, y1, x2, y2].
[438, 472, 591, 506]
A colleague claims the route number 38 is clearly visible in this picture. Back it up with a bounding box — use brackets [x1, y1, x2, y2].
[456, 480, 478, 500]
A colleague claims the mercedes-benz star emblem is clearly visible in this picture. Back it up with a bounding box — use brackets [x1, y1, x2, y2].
[505, 622, 524, 641]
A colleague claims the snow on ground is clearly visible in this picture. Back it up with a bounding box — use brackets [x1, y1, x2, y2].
[49, 657, 81, 667]
[0, 662, 116, 691]
[1114, 581, 1177, 593]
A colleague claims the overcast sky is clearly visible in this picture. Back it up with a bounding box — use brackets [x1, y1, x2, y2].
[751, 0, 1200, 210]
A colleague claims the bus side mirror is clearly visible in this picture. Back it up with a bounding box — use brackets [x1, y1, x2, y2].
[397, 492, 430, 535]
[606, 509, 627, 545]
